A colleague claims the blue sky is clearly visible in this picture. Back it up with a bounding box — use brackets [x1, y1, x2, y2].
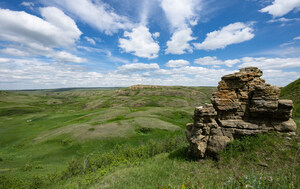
[0, 0, 300, 89]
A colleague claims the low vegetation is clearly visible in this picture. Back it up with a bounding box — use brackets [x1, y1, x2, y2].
[0, 84, 299, 188]
[280, 78, 300, 117]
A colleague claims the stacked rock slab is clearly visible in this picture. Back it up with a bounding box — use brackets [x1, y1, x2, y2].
[186, 67, 297, 159]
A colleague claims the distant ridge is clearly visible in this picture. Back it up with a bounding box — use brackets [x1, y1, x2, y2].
[7, 87, 124, 92]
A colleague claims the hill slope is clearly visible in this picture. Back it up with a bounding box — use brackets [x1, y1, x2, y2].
[280, 78, 300, 117]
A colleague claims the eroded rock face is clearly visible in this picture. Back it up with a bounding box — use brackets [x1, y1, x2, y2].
[186, 67, 297, 159]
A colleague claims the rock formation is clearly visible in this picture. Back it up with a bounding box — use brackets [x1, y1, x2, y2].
[185, 67, 297, 159]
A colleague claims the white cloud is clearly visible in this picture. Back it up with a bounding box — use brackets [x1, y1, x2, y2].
[0, 58, 103, 89]
[239, 57, 300, 69]
[0, 48, 30, 57]
[77, 46, 112, 56]
[166, 28, 196, 54]
[294, 36, 300, 40]
[279, 35, 300, 47]
[40, 7, 82, 46]
[194, 56, 240, 67]
[46, 0, 134, 35]
[267, 17, 300, 23]
[152, 32, 160, 39]
[0, 57, 298, 89]
[160, 0, 201, 29]
[0, 7, 81, 48]
[21, 2, 34, 8]
[0, 58, 10, 64]
[260, 0, 300, 17]
[193, 22, 255, 50]
[84, 36, 96, 45]
[119, 25, 160, 59]
[54, 51, 87, 63]
[261, 69, 299, 86]
[161, 0, 202, 55]
[117, 63, 160, 73]
[0, 7, 87, 63]
[0, 45, 86, 63]
[166, 59, 190, 68]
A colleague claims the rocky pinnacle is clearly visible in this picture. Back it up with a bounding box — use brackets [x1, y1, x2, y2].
[185, 67, 297, 159]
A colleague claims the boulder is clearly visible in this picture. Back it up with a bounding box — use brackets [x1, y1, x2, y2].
[186, 67, 297, 159]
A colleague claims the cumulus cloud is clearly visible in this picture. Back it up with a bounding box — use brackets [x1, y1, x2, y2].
[194, 56, 240, 67]
[161, 0, 202, 55]
[166, 28, 196, 54]
[0, 7, 81, 48]
[45, 0, 133, 35]
[119, 25, 160, 59]
[0, 7, 87, 63]
[117, 63, 160, 73]
[239, 57, 300, 69]
[260, 0, 300, 17]
[160, 0, 201, 29]
[193, 22, 255, 50]
[166, 59, 190, 68]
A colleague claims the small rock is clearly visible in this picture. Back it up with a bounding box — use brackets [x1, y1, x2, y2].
[258, 162, 269, 167]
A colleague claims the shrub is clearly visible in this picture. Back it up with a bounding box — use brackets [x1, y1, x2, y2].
[60, 139, 72, 145]
[20, 164, 33, 171]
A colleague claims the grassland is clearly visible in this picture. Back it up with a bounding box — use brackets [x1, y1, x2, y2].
[0, 85, 299, 188]
[280, 78, 300, 118]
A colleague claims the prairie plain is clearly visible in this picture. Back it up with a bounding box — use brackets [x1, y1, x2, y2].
[0, 85, 299, 188]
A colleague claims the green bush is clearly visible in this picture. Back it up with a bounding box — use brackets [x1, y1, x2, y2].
[29, 176, 44, 189]
[20, 163, 33, 171]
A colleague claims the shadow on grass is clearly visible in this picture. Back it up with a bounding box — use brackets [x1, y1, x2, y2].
[168, 146, 200, 161]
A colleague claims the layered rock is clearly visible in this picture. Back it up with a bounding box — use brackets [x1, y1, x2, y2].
[186, 67, 297, 158]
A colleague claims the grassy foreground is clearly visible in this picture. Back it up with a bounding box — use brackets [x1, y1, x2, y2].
[0, 85, 299, 188]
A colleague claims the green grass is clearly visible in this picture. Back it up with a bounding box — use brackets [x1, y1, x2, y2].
[280, 78, 300, 117]
[0, 85, 299, 188]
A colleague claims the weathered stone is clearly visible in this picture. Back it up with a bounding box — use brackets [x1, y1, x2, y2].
[185, 67, 297, 159]
[272, 119, 297, 132]
[206, 136, 232, 157]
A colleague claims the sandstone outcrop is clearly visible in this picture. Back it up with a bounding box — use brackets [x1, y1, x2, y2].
[186, 67, 297, 159]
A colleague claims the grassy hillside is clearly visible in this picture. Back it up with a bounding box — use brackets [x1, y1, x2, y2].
[0, 86, 215, 188]
[0, 85, 299, 188]
[280, 78, 300, 117]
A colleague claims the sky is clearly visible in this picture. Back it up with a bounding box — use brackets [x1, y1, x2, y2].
[0, 0, 300, 90]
